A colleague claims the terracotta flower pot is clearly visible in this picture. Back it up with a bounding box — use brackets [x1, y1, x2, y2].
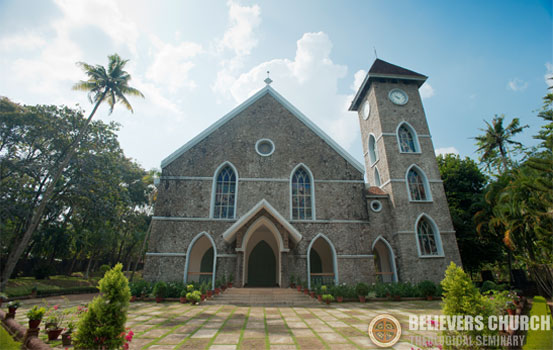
[290, 283, 295, 288]
[215, 288, 220, 295]
[358, 296, 366, 303]
[325, 299, 331, 305]
[507, 309, 515, 316]
[228, 282, 233, 288]
[297, 286, 302, 292]
[337, 296, 343, 303]
[155, 297, 163, 303]
[393, 295, 401, 301]
[130, 296, 137, 302]
[201, 294, 206, 301]
[29, 319, 41, 329]
[180, 297, 187, 303]
[207, 290, 213, 297]
[62, 332, 72, 346]
[317, 295, 322, 302]
[47, 328, 63, 341]
[8, 307, 16, 314]
[426, 295, 433, 301]
[310, 291, 315, 298]
[303, 289, 309, 295]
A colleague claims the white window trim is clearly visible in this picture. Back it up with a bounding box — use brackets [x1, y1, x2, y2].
[255, 138, 275, 157]
[368, 133, 379, 166]
[289, 163, 316, 220]
[414, 213, 445, 258]
[307, 233, 338, 290]
[210, 161, 239, 219]
[405, 164, 433, 202]
[396, 121, 421, 154]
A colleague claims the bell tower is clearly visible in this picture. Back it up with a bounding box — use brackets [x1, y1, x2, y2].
[350, 59, 461, 282]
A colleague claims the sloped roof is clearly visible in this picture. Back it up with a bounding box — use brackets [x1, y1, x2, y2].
[366, 186, 387, 196]
[349, 59, 427, 111]
[161, 85, 365, 173]
[221, 199, 302, 244]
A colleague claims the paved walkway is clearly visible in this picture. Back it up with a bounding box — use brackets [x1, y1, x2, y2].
[12, 291, 443, 349]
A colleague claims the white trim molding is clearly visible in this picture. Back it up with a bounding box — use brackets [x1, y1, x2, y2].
[161, 85, 365, 173]
[414, 213, 445, 258]
[255, 138, 275, 157]
[371, 235, 398, 283]
[183, 232, 217, 288]
[145, 252, 186, 257]
[307, 233, 339, 290]
[337, 254, 374, 258]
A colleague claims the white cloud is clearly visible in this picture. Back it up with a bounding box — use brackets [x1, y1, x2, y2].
[545, 62, 553, 88]
[0, 32, 46, 51]
[218, 0, 261, 56]
[146, 37, 203, 92]
[420, 82, 435, 99]
[435, 147, 459, 156]
[213, 32, 358, 150]
[507, 78, 528, 92]
[351, 70, 366, 92]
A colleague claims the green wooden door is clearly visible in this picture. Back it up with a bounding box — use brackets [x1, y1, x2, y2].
[247, 240, 276, 287]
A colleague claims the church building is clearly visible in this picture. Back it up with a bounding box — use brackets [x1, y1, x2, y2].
[143, 59, 462, 289]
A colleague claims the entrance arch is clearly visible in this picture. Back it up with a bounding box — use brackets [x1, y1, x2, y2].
[241, 217, 283, 287]
[372, 236, 398, 283]
[307, 233, 338, 290]
[184, 232, 217, 288]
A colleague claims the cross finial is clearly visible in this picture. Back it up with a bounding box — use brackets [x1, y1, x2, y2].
[373, 46, 378, 59]
[264, 71, 273, 85]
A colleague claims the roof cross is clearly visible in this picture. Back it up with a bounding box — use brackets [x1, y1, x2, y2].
[264, 71, 273, 85]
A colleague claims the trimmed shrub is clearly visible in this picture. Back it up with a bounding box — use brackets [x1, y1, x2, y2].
[418, 280, 437, 297]
[73, 263, 130, 350]
[355, 282, 369, 297]
[166, 281, 185, 298]
[33, 265, 55, 280]
[152, 281, 168, 298]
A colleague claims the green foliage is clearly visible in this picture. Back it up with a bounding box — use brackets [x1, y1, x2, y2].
[26, 305, 46, 320]
[152, 281, 167, 298]
[440, 262, 500, 349]
[7, 301, 20, 309]
[479, 280, 507, 294]
[321, 294, 334, 303]
[0, 325, 21, 350]
[524, 296, 553, 350]
[186, 291, 201, 304]
[33, 265, 55, 280]
[320, 285, 327, 293]
[73, 264, 130, 349]
[289, 274, 295, 284]
[417, 280, 437, 297]
[99, 264, 111, 275]
[165, 281, 185, 298]
[371, 283, 389, 298]
[180, 289, 187, 298]
[355, 282, 369, 296]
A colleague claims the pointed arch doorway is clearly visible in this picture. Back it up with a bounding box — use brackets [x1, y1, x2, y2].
[247, 241, 276, 286]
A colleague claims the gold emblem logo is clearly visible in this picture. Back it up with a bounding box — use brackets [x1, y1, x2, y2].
[368, 314, 402, 347]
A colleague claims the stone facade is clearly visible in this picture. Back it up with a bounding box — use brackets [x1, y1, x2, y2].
[143, 59, 462, 288]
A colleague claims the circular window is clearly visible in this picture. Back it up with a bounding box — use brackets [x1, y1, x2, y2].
[370, 200, 382, 213]
[255, 139, 275, 156]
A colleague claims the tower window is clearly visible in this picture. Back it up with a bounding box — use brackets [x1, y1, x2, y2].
[406, 166, 431, 201]
[397, 123, 419, 153]
[291, 166, 313, 220]
[368, 134, 378, 165]
[374, 167, 381, 187]
[213, 165, 237, 218]
[417, 216, 442, 256]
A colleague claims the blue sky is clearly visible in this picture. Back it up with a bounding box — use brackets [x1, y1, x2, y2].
[0, 0, 551, 171]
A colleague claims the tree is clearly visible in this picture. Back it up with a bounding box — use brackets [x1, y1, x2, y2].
[474, 114, 527, 173]
[0, 54, 143, 290]
[436, 154, 503, 275]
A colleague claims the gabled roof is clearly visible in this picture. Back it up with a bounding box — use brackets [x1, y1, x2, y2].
[349, 59, 427, 111]
[221, 199, 302, 244]
[160, 85, 365, 173]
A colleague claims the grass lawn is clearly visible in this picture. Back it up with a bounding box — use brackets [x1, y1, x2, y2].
[6, 275, 100, 297]
[0, 325, 22, 350]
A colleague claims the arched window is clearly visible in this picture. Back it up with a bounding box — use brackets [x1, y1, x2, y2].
[368, 134, 378, 165]
[374, 167, 381, 187]
[213, 165, 237, 218]
[416, 216, 442, 256]
[397, 123, 418, 153]
[406, 166, 431, 201]
[291, 166, 313, 220]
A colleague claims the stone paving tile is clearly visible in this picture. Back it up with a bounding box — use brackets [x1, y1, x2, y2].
[317, 332, 348, 343]
[291, 328, 314, 337]
[132, 324, 155, 333]
[140, 328, 174, 338]
[295, 336, 325, 350]
[270, 345, 296, 350]
[240, 338, 266, 350]
[286, 321, 308, 328]
[210, 345, 237, 350]
[309, 324, 333, 332]
[214, 332, 241, 344]
[268, 334, 294, 344]
[350, 336, 374, 347]
[148, 345, 176, 350]
[178, 339, 211, 349]
[191, 328, 218, 338]
[157, 333, 188, 344]
[336, 327, 363, 337]
[328, 343, 361, 350]
[129, 338, 152, 350]
[243, 329, 265, 338]
[174, 324, 199, 333]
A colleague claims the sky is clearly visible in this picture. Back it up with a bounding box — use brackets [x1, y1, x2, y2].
[1, 0, 551, 172]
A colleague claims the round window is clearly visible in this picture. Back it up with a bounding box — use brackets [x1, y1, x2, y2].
[370, 200, 382, 213]
[255, 139, 275, 156]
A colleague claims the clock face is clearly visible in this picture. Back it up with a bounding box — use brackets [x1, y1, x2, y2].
[362, 100, 371, 120]
[388, 88, 408, 105]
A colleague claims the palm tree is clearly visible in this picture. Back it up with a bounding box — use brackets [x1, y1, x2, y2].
[474, 114, 527, 173]
[0, 54, 143, 290]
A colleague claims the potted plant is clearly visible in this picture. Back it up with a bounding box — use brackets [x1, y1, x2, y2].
[26, 305, 46, 328]
[355, 283, 369, 303]
[200, 283, 208, 301]
[62, 315, 76, 346]
[334, 286, 344, 303]
[45, 305, 65, 340]
[179, 289, 187, 303]
[418, 280, 437, 301]
[297, 281, 302, 292]
[152, 281, 167, 303]
[7, 300, 20, 315]
[0, 293, 7, 307]
[322, 294, 334, 305]
[186, 290, 201, 305]
[129, 281, 141, 302]
[228, 273, 234, 288]
[289, 274, 296, 288]
[388, 283, 402, 301]
[505, 301, 516, 316]
[31, 285, 38, 298]
[303, 281, 309, 295]
[221, 274, 227, 291]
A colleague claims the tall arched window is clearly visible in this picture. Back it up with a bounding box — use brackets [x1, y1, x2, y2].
[374, 167, 381, 187]
[397, 123, 418, 153]
[406, 166, 431, 201]
[416, 216, 442, 256]
[213, 165, 237, 218]
[368, 134, 378, 165]
[291, 166, 313, 220]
